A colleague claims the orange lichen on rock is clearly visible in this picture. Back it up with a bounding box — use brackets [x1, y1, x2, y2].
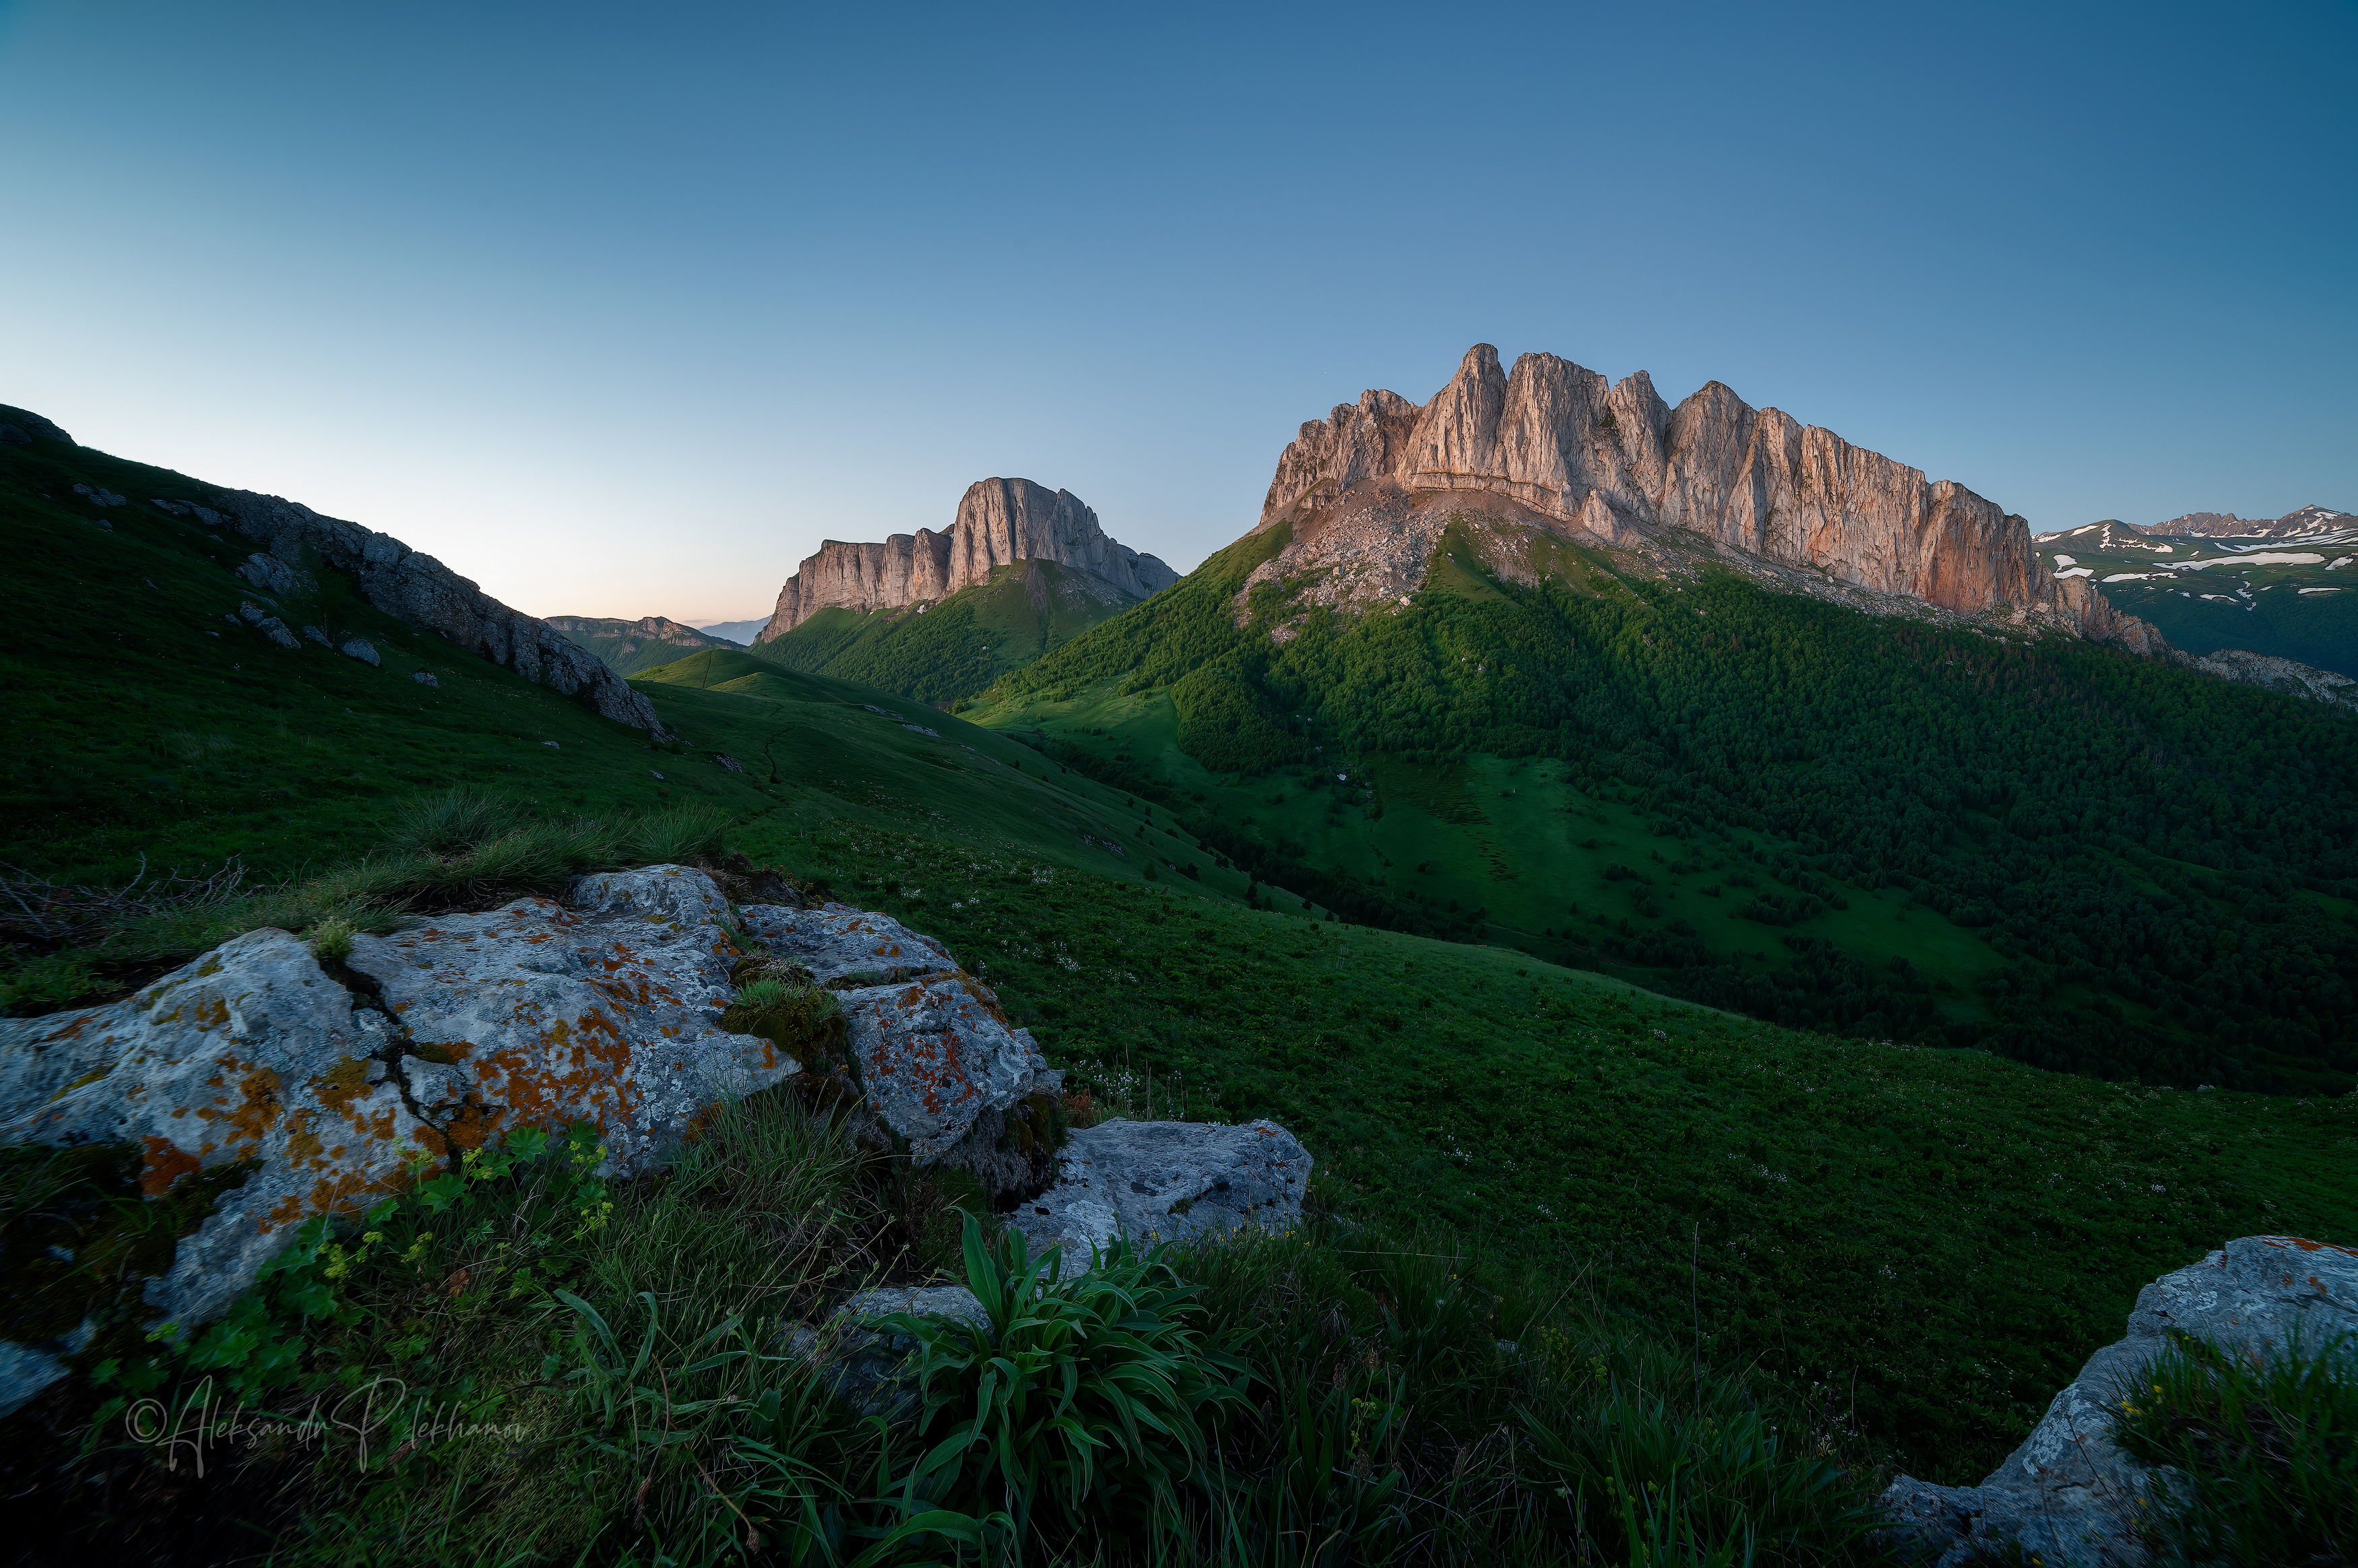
[139, 1135, 203, 1196]
[221, 1065, 286, 1152]
[311, 1055, 373, 1115]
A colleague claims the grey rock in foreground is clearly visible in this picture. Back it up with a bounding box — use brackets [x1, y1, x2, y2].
[0, 927, 423, 1333]
[1010, 1118, 1313, 1272]
[1880, 1235, 2358, 1567]
[835, 975, 1049, 1165]
[738, 903, 960, 987]
[786, 1284, 990, 1416]
[738, 901, 1057, 1177]
[0, 866, 788, 1387]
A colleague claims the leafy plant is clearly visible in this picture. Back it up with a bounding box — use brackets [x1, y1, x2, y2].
[879, 1214, 1247, 1554]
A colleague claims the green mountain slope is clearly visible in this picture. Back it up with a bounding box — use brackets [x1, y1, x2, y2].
[545, 614, 746, 676]
[3, 423, 2353, 1487]
[750, 819, 2358, 1482]
[0, 438, 1238, 916]
[754, 559, 1163, 703]
[2035, 520, 2358, 678]
[971, 513, 2358, 1094]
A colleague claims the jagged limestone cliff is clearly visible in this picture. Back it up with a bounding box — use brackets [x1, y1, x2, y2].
[760, 478, 1177, 639]
[1258, 345, 2160, 652]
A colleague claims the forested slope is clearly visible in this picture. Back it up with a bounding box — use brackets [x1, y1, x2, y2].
[978, 521, 2358, 1093]
[756, 560, 1153, 703]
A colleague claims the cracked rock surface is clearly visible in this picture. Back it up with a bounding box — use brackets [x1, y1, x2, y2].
[740, 901, 1054, 1167]
[1880, 1234, 2358, 1566]
[1009, 1118, 1313, 1272]
[737, 903, 959, 987]
[0, 927, 423, 1331]
[347, 864, 798, 1177]
[0, 865, 788, 1347]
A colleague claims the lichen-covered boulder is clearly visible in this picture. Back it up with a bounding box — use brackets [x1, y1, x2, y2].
[0, 865, 786, 1363]
[1009, 1118, 1312, 1270]
[835, 973, 1048, 1164]
[738, 902, 958, 987]
[733, 902, 1054, 1175]
[1881, 1235, 2358, 1566]
[347, 864, 796, 1174]
[0, 928, 426, 1330]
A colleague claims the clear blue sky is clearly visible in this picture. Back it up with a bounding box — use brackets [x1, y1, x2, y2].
[3, 2, 2351, 622]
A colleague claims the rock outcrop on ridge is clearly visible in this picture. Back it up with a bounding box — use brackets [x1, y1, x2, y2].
[150, 490, 671, 738]
[759, 478, 1178, 638]
[0, 865, 1310, 1416]
[1881, 1234, 2358, 1566]
[2173, 647, 2358, 711]
[1257, 345, 2161, 653]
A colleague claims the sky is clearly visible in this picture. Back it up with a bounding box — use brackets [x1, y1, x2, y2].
[3, 2, 2353, 624]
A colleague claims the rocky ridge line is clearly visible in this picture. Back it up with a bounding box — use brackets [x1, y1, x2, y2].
[1258, 345, 2161, 653]
[183, 490, 672, 736]
[2146, 504, 2357, 539]
[3, 404, 668, 734]
[759, 478, 1178, 639]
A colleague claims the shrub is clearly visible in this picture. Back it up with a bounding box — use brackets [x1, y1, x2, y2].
[2110, 1328, 2358, 1566]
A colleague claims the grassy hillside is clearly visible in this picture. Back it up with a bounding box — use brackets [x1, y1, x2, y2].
[0, 440, 1251, 1007]
[973, 514, 2358, 1095]
[755, 559, 1160, 703]
[687, 817, 2357, 1484]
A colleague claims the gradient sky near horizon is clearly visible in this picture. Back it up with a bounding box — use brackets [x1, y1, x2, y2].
[3, 2, 2353, 624]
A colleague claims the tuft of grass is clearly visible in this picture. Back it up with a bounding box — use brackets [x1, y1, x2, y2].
[387, 785, 521, 858]
[623, 803, 730, 865]
[2110, 1328, 2358, 1565]
[722, 973, 846, 1070]
[306, 915, 357, 963]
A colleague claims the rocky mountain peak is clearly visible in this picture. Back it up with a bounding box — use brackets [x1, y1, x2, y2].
[759, 479, 1176, 640]
[1256, 344, 2161, 653]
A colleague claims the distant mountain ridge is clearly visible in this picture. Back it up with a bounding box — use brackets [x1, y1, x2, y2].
[695, 618, 767, 645]
[547, 615, 748, 678]
[2142, 504, 2356, 538]
[2030, 519, 2358, 686]
[758, 478, 1177, 641]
